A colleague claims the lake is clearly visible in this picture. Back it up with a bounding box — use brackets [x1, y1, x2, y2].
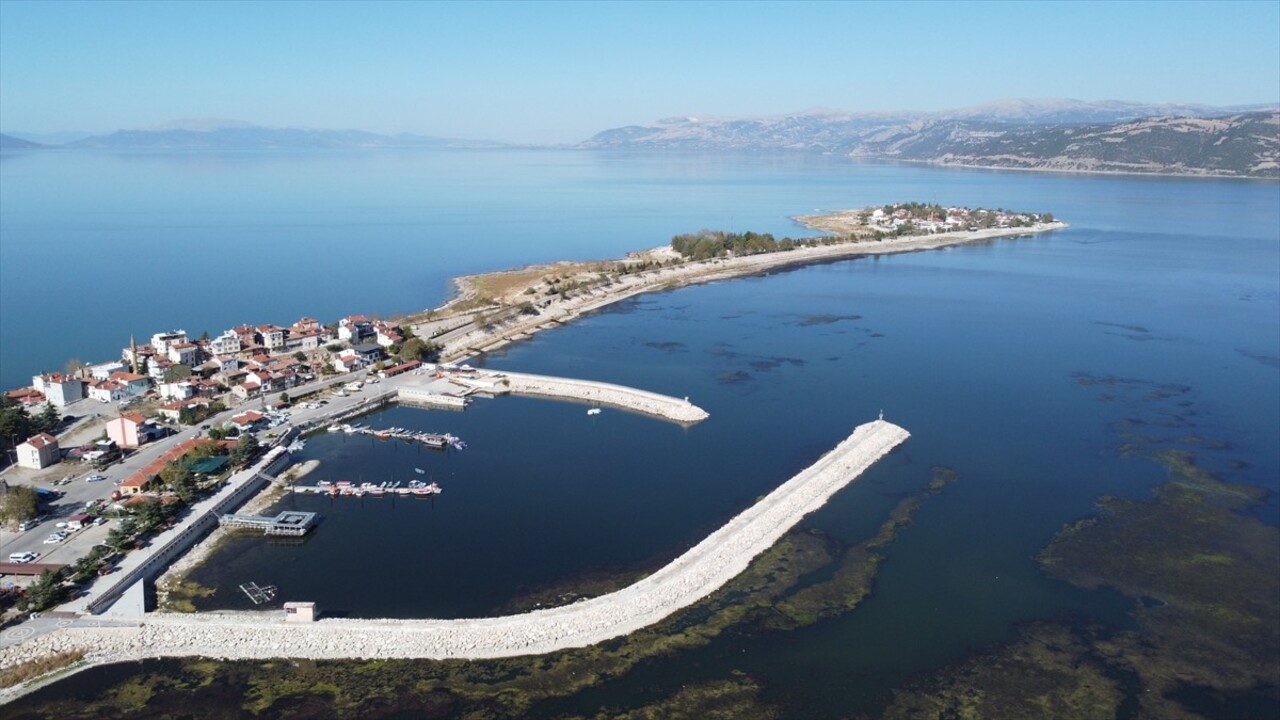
[2, 150, 1277, 718]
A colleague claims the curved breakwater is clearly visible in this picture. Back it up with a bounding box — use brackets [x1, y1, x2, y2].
[494, 370, 710, 424]
[0, 420, 906, 697]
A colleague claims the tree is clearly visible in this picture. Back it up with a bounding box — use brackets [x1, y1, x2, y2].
[230, 434, 260, 468]
[0, 485, 39, 523]
[293, 351, 308, 363]
[35, 403, 60, 434]
[0, 395, 35, 455]
[1041, 212, 1054, 223]
[399, 337, 427, 362]
[163, 364, 193, 383]
[64, 358, 88, 377]
[279, 392, 290, 405]
[23, 569, 67, 612]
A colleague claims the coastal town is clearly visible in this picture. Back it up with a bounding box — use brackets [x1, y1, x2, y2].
[0, 204, 1062, 699]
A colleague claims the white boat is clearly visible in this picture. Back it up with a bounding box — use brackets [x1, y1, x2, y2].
[587, 408, 602, 416]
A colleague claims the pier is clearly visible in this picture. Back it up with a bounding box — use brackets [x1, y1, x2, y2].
[219, 511, 319, 537]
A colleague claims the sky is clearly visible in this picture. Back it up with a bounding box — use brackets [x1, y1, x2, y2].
[1, 0, 1277, 144]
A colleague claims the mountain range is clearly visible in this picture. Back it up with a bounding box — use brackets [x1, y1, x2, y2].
[3, 120, 504, 150]
[5, 100, 1278, 178]
[578, 99, 1280, 178]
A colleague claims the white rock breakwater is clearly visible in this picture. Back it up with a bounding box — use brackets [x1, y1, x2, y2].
[496, 370, 710, 424]
[0, 420, 906, 699]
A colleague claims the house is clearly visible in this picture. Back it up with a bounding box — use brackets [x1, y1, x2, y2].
[331, 355, 363, 373]
[292, 317, 322, 334]
[157, 381, 195, 402]
[32, 372, 86, 407]
[6, 388, 46, 407]
[108, 371, 151, 397]
[373, 321, 404, 348]
[106, 412, 148, 449]
[337, 315, 373, 342]
[350, 343, 385, 363]
[88, 361, 127, 381]
[149, 330, 188, 356]
[209, 331, 242, 356]
[158, 397, 215, 423]
[88, 380, 128, 403]
[167, 341, 201, 367]
[16, 433, 59, 469]
[230, 410, 265, 432]
[284, 327, 326, 352]
[257, 325, 286, 351]
[233, 380, 262, 401]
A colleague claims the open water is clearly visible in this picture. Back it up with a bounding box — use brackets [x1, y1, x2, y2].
[2, 149, 1277, 717]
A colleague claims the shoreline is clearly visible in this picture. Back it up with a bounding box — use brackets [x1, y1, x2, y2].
[0, 420, 907, 702]
[419, 221, 1066, 364]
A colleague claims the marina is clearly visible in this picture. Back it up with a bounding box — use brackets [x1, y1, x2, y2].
[327, 422, 467, 450]
[293, 480, 442, 497]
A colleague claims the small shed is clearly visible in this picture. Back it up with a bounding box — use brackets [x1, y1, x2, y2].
[284, 601, 317, 623]
[67, 513, 91, 530]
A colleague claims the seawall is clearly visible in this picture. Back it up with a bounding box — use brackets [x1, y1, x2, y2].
[0, 420, 905, 693]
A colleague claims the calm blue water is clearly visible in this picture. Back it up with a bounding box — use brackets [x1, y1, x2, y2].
[3, 149, 1278, 716]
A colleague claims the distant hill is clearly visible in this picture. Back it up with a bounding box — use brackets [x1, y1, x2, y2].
[0, 133, 44, 150]
[67, 121, 505, 150]
[853, 112, 1280, 178]
[579, 100, 1280, 178]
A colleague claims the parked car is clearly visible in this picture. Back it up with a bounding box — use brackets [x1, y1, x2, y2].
[43, 536, 62, 544]
[87, 474, 107, 482]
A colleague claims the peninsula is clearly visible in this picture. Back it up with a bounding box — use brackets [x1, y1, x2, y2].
[410, 204, 1064, 362]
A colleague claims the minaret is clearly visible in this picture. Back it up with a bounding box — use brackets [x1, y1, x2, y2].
[130, 334, 139, 374]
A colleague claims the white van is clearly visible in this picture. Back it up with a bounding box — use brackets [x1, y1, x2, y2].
[9, 552, 38, 564]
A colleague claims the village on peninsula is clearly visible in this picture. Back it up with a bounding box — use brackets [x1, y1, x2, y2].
[0, 204, 1062, 698]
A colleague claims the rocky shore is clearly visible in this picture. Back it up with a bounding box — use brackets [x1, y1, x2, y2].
[0, 420, 907, 700]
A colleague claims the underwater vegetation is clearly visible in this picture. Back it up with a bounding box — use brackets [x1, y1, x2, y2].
[874, 375, 1279, 719]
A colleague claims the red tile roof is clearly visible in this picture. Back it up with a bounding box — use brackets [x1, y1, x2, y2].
[24, 432, 58, 448]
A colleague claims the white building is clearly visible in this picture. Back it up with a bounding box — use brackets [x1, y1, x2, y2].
[209, 331, 242, 356]
[16, 433, 59, 469]
[31, 373, 85, 407]
[150, 330, 188, 356]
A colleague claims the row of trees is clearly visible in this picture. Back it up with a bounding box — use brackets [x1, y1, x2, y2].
[671, 230, 804, 260]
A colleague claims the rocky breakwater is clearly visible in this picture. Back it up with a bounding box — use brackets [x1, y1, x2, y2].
[0, 420, 906, 699]
[493, 370, 710, 424]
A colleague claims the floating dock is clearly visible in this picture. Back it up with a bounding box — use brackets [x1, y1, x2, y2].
[220, 510, 319, 536]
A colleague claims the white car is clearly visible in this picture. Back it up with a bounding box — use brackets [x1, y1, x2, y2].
[43, 536, 62, 544]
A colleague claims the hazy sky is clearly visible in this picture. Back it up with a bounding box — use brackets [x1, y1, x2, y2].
[1, 0, 1277, 143]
